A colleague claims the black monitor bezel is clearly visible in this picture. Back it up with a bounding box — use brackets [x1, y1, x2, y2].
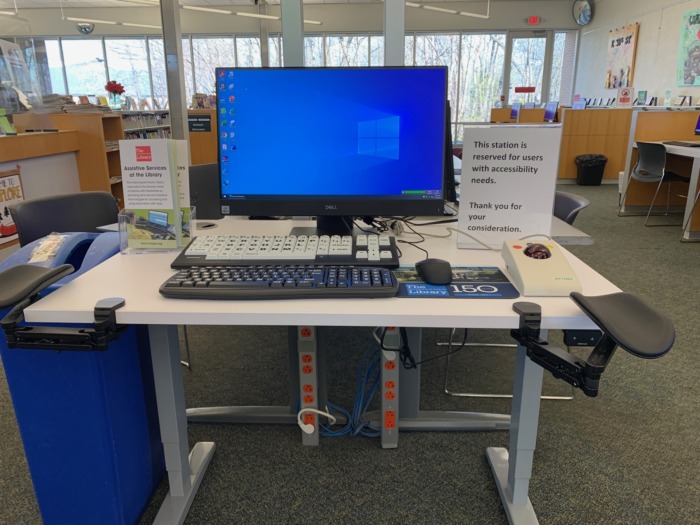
[216, 65, 448, 219]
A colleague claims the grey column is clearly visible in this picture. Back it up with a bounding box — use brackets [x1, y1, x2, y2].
[281, 0, 304, 67]
[160, 0, 189, 146]
[384, 0, 406, 66]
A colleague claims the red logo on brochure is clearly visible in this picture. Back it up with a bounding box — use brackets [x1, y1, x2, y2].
[135, 146, 152, 162]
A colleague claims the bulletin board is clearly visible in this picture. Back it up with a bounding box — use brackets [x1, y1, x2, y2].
[677, 10, 700, 86]
[605, 23, 639, 89]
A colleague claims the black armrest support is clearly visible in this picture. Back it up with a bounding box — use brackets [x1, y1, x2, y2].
[0, 264, 127, 351]
[511, 292, 674, 397]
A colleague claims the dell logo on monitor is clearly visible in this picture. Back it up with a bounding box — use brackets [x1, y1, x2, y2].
[325, 204, 338, 210]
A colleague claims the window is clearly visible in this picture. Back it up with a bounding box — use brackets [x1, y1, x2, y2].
[61, 39, 106, 96]
[269, 36, 283, 67]
[304, 36, 324, 66]
[369, 35, 384, 66]
[181, 38, 195, 105]
[192, 37, 236, 95]
[326, 35, 369, 66]
[458, 34, 506, 135]
[507, 33, 547, 106]
[148, 38, 167, 107]
[105, 38, 151, 104]
[236, 36, 262, 67]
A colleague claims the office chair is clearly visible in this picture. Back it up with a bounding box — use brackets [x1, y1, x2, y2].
[9, 191, 119, 247]
[442, 191, 592, 400]
[553, 191, 591, 225]
[618, 142, 690, 226]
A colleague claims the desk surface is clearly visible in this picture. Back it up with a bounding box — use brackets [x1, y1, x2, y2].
[26, 219, 616, 330]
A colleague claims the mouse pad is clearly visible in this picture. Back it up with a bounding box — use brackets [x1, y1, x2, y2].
[394, 266, 520, 299]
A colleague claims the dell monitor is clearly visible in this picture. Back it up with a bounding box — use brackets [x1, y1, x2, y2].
[216, 66, 448, 235]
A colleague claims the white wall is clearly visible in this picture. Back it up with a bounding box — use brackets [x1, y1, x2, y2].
[575, 0, 700, 102]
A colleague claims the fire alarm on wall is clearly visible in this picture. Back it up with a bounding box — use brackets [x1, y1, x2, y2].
[527, 15, 541, 25]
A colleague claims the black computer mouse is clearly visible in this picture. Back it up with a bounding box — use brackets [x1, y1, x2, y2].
[415, 258, 453, 285]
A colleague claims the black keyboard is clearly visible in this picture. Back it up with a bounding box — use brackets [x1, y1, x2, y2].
[159, 265, 399, 300]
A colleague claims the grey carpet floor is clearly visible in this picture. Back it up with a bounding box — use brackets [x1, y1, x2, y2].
[1, 183, 698, 524]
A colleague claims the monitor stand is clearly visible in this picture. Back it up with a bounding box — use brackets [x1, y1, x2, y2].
[289, 215, 356, 237]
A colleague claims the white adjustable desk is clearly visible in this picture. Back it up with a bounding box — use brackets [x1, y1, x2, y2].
[662, 143, 700, 241]
[24, 219, 618, 525]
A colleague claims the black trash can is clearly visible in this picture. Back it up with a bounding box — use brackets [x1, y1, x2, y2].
[575, 154, 607, 185]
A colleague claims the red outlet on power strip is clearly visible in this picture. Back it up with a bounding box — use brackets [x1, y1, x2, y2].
[302, 365, 313, 374]
[304, 395, 314, 404]
[384, 410, 396, 429]
[303, 413, 315, 425]
[385, 361, 396, 370]
[385, 391, 396, 401]
[303, 384, 314, 393]
[385, 380, 396, 389]
[301, 354, 313, 363]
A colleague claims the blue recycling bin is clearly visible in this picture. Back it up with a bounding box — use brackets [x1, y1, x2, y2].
[0, 232, 164, 525]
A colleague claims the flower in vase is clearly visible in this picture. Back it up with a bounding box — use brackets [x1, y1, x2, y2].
[105, 80, 125, 95]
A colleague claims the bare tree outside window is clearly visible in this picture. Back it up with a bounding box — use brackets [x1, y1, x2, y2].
[148, 38, 167, 107]
[326, 35, 369, 66]
[105, 38, 151, 103]
[458, 34, 506, 138]
[304, 36, 324, 66]
[192, 37, 236, 95]
[236, 37, 262, 68]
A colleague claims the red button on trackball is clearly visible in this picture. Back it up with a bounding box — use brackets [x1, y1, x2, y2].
[513, 245, 523, 249]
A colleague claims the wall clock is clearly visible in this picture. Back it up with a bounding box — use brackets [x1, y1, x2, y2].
[573, 0, 593, 26]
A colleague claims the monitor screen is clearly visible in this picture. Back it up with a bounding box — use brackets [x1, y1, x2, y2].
[216, 66, 447, 234]
[544, 101, 559, 122]
[510, 102, 521, 120]
[148, 210, 169, 227]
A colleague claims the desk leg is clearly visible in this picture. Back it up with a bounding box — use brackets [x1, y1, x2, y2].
[486, 341, 543, 525]
[682, 158, 700, 241]
[149, 324, 216, 525]
[368, 327, 511, 432]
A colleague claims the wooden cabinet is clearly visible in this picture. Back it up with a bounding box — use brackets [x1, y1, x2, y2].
[188, 109, 217, 166]
[558, 108, 633, 182]
[14, 109, 218, 207]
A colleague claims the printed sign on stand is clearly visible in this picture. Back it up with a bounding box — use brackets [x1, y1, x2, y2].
[457, 124, 562, 248]
[119, 139, 192, 251]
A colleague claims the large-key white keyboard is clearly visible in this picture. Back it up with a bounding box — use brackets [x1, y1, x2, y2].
[170, 233, 400, 269]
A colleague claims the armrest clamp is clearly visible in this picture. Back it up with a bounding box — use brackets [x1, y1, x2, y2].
[2, 297, 127, 352]
[511, 301, 617, 397]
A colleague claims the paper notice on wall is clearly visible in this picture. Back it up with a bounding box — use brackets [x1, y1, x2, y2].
[457, 124, 562, 248]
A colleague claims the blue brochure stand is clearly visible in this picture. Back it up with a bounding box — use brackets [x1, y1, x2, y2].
[0, 233, 164, 525]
